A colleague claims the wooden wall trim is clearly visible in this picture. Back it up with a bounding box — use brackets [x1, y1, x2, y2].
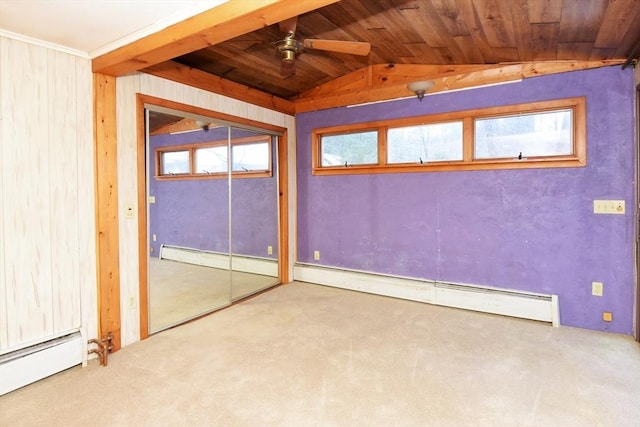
[278, 129, 290, 283]
[136, 95, 149, 340]
[93, 73, 121, 350]
[92, 0, 340, 77]
[294, 60, 625, 113]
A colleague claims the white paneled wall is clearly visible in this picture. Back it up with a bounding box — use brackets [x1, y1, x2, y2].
[116, 73, 296, 346]
[0, 36, 97, 352]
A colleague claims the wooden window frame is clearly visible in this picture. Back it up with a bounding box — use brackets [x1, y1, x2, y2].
[312, 97, 586, 176]
[156, 135, 272, 180]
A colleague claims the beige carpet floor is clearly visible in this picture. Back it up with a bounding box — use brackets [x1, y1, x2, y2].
[1, 281, 639, 427]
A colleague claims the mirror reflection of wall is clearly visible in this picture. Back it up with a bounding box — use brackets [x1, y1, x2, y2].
[146, 110, 280, 333]
[230, 127, 279, 300]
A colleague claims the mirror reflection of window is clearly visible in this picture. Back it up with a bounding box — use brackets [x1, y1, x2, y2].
[196, 146, 227, 173]
[232, 142, 269, 171]
[161, 150, 190, 174]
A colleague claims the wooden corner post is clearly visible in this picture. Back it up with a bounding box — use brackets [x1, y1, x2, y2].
[93, 73, 122, 351]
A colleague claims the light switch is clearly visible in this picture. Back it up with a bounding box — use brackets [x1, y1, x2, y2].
[125, 206, 135, 219]
[592, 281, 603, 296]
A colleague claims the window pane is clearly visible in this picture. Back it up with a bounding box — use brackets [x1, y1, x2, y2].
[232, 142, 269, 171]
[387, 122, 463, 164]
[161, 150, 189, 175]
[195, 146, 227, 173]
[475, 109, 573, 159]
[321, 131, 378, 166]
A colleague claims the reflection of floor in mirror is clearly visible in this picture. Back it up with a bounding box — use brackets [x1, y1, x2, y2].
[148, 257, 278, 332]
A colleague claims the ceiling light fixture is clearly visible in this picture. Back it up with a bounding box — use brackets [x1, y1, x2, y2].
[195, 120, 211, 132]
[407, 81, 435, 101]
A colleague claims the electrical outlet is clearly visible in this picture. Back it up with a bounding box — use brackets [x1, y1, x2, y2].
[152, 234, 157, 242]
[602, 312, 613, 322]
[593, 200, 625, 214]
[267, 245, 273, 255]
[313, 250, 320, 260]
[592, 281, 603, 296]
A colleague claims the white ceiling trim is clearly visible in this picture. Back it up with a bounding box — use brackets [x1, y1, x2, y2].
[0, 29, 90, 58]
[88, 0, 229, 58]
[0, 0, 228, 59]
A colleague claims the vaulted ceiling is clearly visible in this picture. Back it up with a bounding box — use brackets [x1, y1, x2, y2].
[93, 0, 640, 114]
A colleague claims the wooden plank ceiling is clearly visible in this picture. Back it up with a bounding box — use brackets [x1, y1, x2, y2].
[124, 0, 640, 112]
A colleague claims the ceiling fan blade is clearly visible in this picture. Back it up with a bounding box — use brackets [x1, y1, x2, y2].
[302, 39, 371, 56]
[280, 60, 296, 78]
[279, 16, 298, 35]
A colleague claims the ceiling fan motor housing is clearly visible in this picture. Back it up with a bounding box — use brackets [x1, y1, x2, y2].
[275, 33, 302, 63]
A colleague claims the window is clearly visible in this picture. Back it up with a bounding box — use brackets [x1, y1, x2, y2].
[387, 122, 463, 164]
[312, 97, 586, 175]
[156, 135, 272, 180]
[475, 109, 573, 159]
[320, 130, 378, 166]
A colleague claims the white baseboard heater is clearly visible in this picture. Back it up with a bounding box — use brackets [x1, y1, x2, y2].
[294, 264, 560, 326]
[0, 329, 86, 395]
[160, 244, 278, 277]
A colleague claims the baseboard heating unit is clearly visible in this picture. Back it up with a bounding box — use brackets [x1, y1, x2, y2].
[0, 329, 86, 395]
[160, 244, 278, 277]
[294, 264, 560, 326]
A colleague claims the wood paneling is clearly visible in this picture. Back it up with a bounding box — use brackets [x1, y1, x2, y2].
[48, 49, 82, 332]
[148, 0, 640, 102]
[594, 0, 640, 49]
[75, 56, 99, 349]
[558, 0, 608, 43]
[116, 74, 147, 347]
[0, 37, 94, 351]
[528, 0, 563, 24]
[2, 40, 54, 346]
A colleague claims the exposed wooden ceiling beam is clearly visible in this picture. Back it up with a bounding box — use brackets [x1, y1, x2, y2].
[151, 118, 200, 136]
[143, 59, 625, 116]
[294, 60, 625, 113]
[92, 0, 340, 76]
[143, 61, 296, 115]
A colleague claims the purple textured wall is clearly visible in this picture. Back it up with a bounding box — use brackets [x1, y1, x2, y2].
[149, 127, 278, 259]
[296, 66, 636, 334]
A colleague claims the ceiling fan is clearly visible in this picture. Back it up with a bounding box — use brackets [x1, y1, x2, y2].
[272, 16, 371, 77]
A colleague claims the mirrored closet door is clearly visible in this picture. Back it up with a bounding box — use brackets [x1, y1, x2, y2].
[144, 107, 281, 333]
[146, 111, 232, 332]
